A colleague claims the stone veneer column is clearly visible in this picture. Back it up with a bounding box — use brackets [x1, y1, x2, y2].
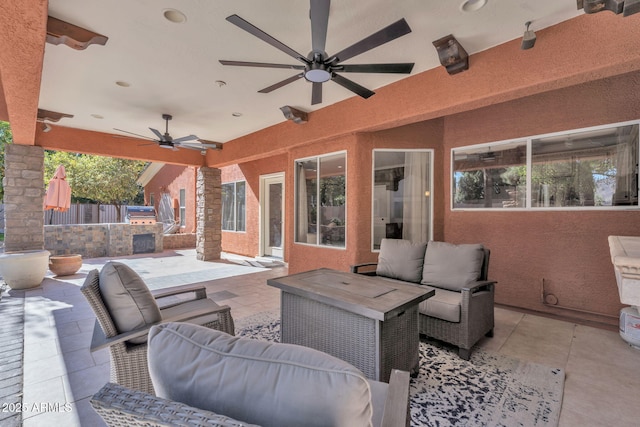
[196, 167, 221, 261]
[3, 144, 45, 251]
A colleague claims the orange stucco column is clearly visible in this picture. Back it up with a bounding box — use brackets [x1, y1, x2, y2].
[0, 0, 47, 144]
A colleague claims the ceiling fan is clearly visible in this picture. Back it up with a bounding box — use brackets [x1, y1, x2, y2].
[219, 0, 415, 105]
[114, 114, 221, 151]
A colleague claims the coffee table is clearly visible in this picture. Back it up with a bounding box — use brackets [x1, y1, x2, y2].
[267, 268, 434, 382]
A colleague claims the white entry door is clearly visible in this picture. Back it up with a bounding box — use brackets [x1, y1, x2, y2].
[261, 174, 284, 258]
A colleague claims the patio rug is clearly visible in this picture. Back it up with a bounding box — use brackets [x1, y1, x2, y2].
[235, 311, 565, 427]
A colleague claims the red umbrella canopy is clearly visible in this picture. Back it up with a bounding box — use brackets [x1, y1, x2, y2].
[44, 165, 71, 212]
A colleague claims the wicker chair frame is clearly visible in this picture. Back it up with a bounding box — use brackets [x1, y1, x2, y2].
[352, 246, 495, 360]
[81, 269, 235, 395]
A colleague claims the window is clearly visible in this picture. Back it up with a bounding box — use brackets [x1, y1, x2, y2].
[452, 121, 639, 210]
[453, 141, 527, 209]
[149, 193, 155, 208]
[372, 150, 433, 250]
[222, 181, 246, 231]
[179, 189, 186, 226]
[295, 152, 346, 247]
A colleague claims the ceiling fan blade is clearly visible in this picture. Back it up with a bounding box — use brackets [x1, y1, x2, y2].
[339, 63, 414, 74]
[331, 73, 375, 99]
[226, 14, 309, 64]
[219, 60, 305, 70]
[331, 18, 412, 63]
[176, 144, 208, 152]
[311, 82, 323, 105]
[172, 135, 199, 144]
[310, 0, 330, 54]
[149, 127, 164, 141]
[113, 128, 157, 141]
[197, 139, 223, 150]
[258, 73, 304, 93]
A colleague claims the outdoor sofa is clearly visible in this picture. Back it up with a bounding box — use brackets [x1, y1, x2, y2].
[351, 239, 496, 360]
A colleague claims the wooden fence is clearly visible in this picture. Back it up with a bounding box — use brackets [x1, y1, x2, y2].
[42, 203, 129, 225]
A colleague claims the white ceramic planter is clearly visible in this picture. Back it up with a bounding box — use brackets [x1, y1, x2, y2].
[0, 250, 50, 290]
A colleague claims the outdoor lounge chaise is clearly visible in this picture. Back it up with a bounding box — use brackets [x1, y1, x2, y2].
[90, 322, 411, 427]
[352, 239, 496, 360]
[81, 261, 235, 395]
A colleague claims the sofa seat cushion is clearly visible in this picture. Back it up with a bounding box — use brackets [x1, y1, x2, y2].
[421, 241, 484, 291]
[376, 239, 427, 283]
[419, 288, 461, 323]
[99, 261, 161, 344]
[148, 322, 375, 427]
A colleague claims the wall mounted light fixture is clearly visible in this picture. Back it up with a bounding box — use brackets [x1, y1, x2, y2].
[578, 0, 640, 16]
[280, 106, 308, 124]
[521, 21, 536, 50]
[432, 34, 469, 75]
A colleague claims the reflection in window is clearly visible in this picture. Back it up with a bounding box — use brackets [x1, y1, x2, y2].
[532, 124, 638, 207]
[453, 142, 527, 208]
[295, 152, 346, 247]
[452, 122, 639, 210]
[222, 181, 246, 231]
[373, 150, 432, 250]
[179, 189, 186, 226]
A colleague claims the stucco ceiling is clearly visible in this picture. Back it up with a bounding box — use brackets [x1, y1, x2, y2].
[40, 0, 581, 148]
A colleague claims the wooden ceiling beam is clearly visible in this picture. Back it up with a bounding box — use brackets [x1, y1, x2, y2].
[46, 16, 108, 50]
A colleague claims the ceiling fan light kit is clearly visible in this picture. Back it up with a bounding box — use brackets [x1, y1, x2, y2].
[219, 0, 415, 105]
[114, 114, 221, 152]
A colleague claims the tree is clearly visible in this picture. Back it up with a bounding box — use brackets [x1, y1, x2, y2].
[44, 151, 146, 222]
[0, 121, 13, 202]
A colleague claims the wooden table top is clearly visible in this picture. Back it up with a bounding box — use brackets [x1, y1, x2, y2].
[267, 268, 434, 321]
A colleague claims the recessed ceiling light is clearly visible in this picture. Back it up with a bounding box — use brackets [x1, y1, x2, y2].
[115, 81, 131, 87]
[91, 114, 104, 119]
[460, 0, 487, 13]
[232, 112, 242, 117]
[163, 9, 187, 24]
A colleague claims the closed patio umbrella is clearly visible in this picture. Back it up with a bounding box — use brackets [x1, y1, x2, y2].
[44, 165, 71, 212]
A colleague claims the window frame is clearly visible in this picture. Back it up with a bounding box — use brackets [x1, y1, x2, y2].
[179, 189, 186, 227]
[294, 150, 347, 249]
[371, 148, 434, 252]
[451, 119, 640, 211]
[221, 180, 247, 232]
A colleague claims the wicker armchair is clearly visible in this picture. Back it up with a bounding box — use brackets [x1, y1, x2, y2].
[81, 268, 235, 395]
[90, 320, 412, 427]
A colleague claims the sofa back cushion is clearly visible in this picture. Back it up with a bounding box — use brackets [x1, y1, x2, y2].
[376, 239, 427, 283]
[148, 322, 373, 427]
[98, 261, 161, 344]
[421, 241, 485, 291]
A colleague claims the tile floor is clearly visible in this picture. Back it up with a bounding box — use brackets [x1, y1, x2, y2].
[16, 250, 640, 426]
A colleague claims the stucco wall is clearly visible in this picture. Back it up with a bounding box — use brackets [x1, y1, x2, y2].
[145, 165, 197, 233]
[442, 71, 640, 325]
[220, 154, 287, 257]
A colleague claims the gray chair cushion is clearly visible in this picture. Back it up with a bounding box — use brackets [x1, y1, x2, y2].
[376, 239, 427, 283]
[421, 241, 484, 291]
[419, 288, 461, 323]
[148, 322, 374, 427]
[99, 261, 161, 344]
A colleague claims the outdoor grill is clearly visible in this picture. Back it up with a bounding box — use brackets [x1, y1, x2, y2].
[126, 206, 157, 225]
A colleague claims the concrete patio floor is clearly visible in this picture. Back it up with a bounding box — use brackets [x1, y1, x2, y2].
[3, 249, 640, 426]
